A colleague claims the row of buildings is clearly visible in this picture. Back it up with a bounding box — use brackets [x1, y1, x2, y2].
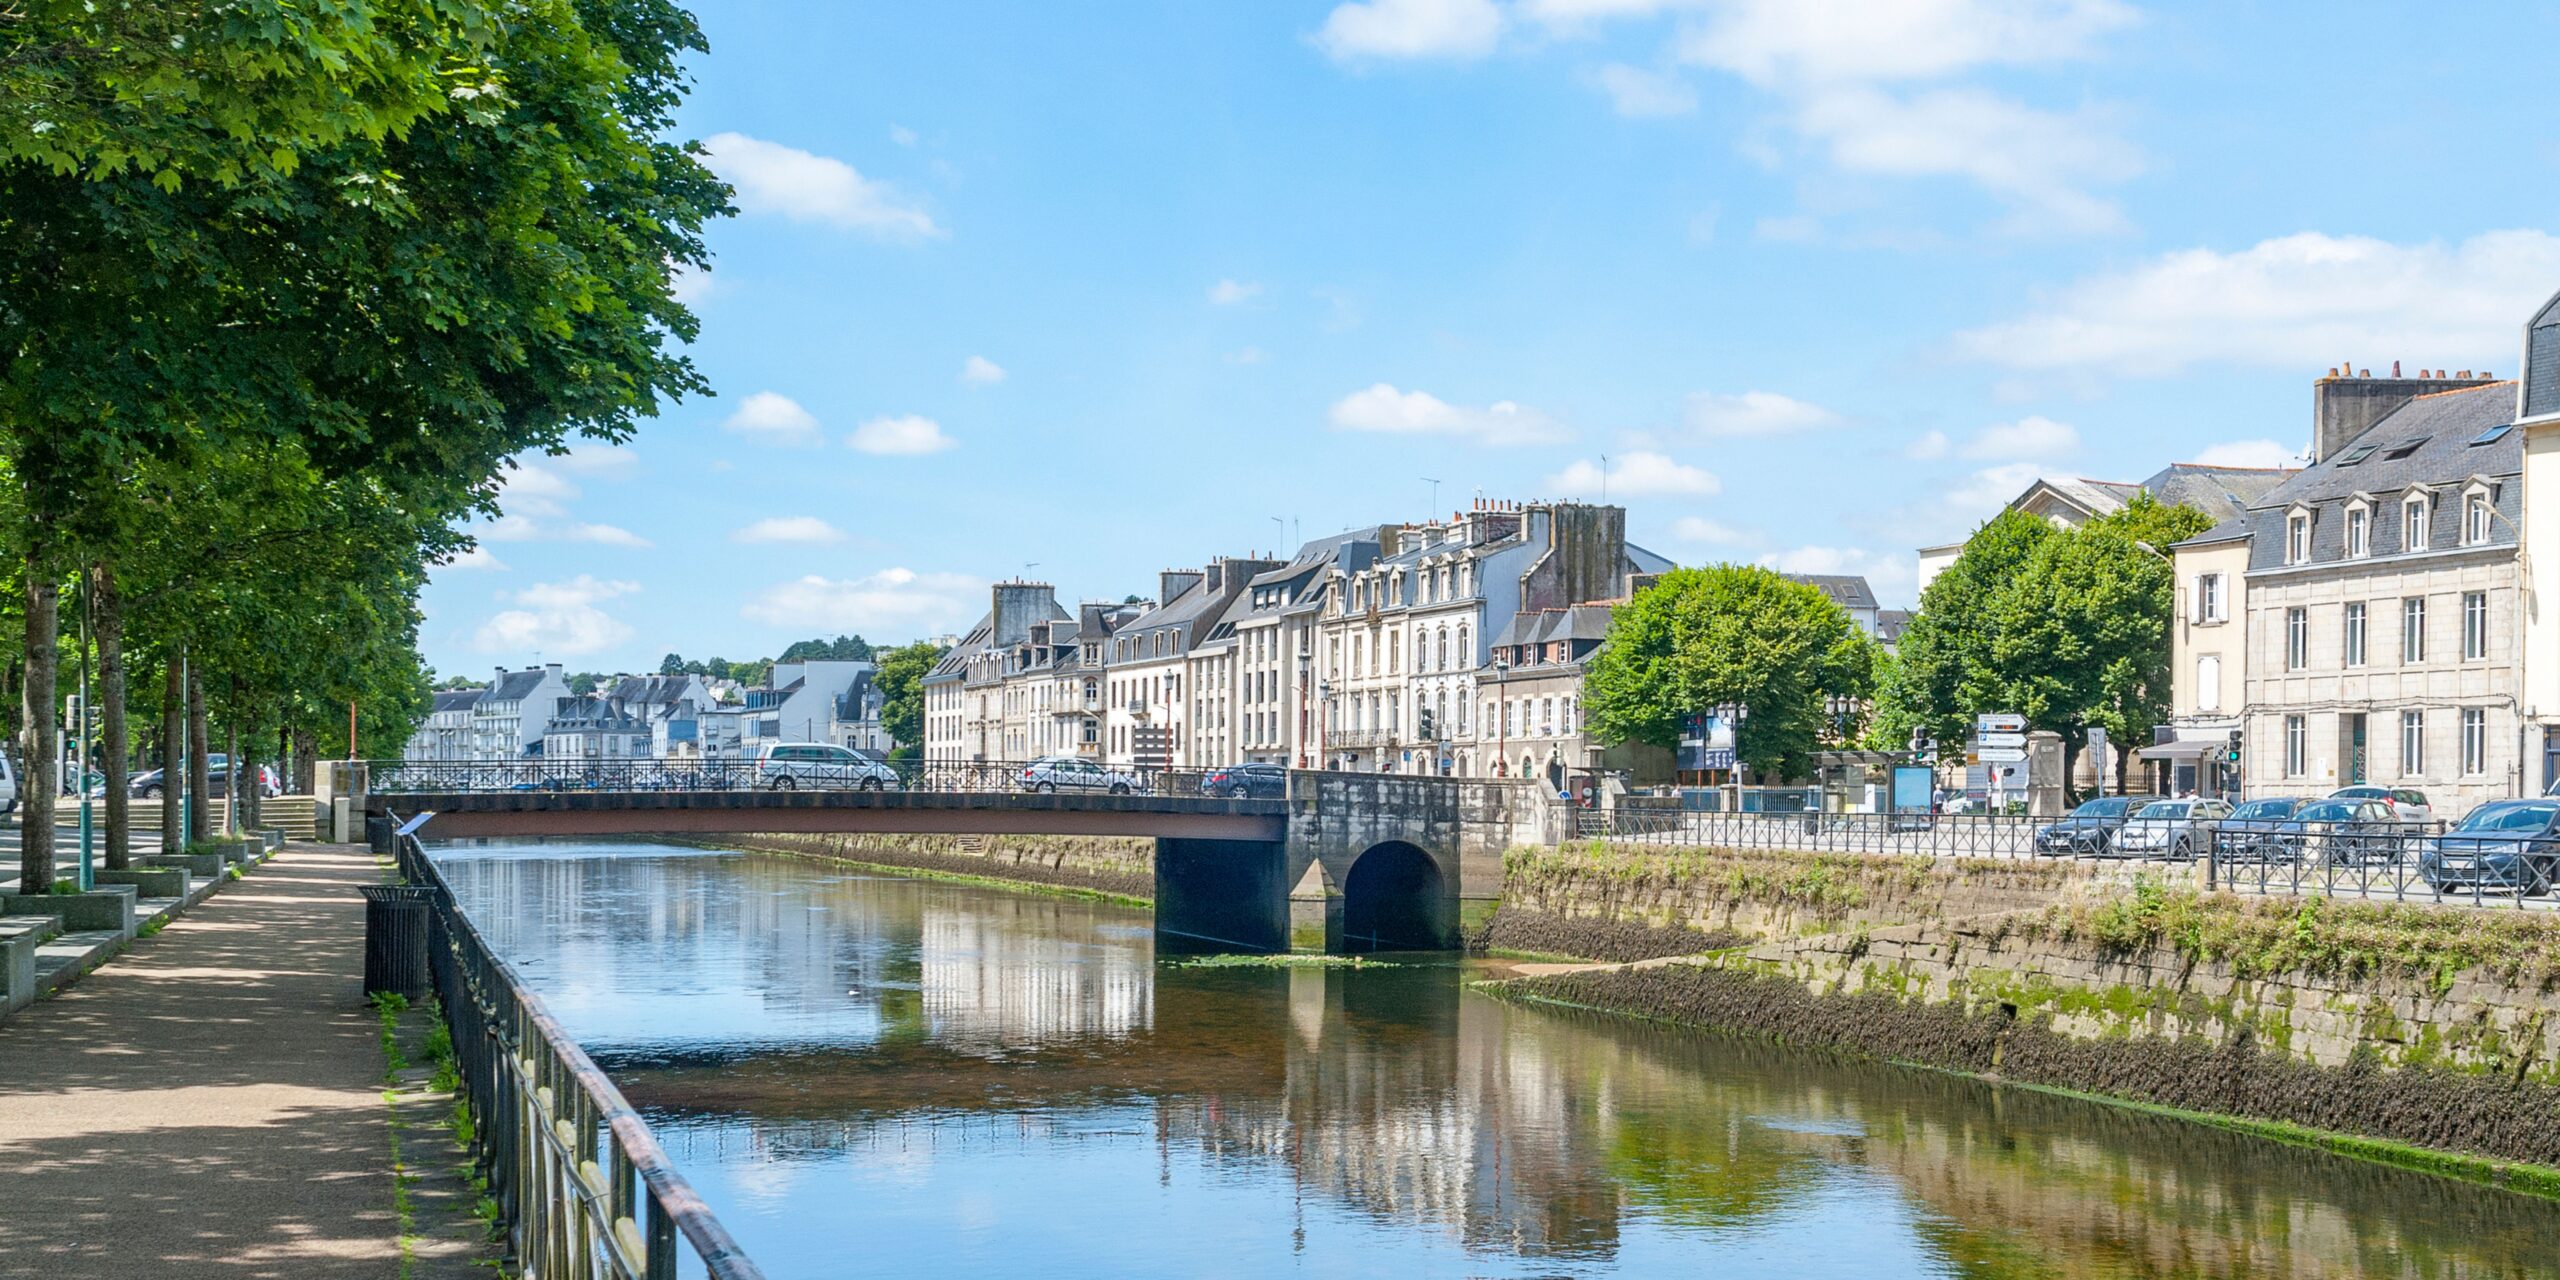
[402, 660, 893, 763]
[2007, 287, 2560, 818]
[919, 500, 1896, 785]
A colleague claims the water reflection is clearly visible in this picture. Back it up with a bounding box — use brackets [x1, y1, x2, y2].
[440, 844, 2560, 1280]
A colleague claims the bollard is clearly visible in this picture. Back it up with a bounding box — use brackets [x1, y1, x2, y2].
[358, 885, 436, 998]
[366, 814, 395, 858]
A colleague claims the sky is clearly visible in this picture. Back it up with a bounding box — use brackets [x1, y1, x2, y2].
[419, 0, 2560, 680]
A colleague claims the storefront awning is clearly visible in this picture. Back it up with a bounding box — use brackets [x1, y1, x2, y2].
[2133, 741, 2216, 762]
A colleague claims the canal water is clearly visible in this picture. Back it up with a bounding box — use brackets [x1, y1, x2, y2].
[438, 843, 2560, 1279]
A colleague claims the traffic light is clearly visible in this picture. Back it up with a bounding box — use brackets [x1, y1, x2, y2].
[1417, 707, 1437, 741]
[2225, 730, 2242, 764]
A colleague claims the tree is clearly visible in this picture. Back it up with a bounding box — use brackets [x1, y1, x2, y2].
[1583, 567, 1870, 781]
[658, 653, 687, 676]
[873, 641, 948, 760]
[1881, 510, 2056, 756]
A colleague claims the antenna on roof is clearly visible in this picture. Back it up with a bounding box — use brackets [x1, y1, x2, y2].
[1422, 477, 1441, 517]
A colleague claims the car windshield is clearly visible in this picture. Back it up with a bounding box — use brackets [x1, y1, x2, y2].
[2293, 801, 2358, 823]
[2231, 799, 2299, 820]
[2134, 802, 2188, 819]
[2456, 804, 2558, 833]
[2071, 799, 2131, 818]
[2333, 787, 2383, 800]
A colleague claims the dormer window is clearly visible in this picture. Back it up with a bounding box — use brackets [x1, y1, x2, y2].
[2284, 510, 2313, 565]
[2344, 501, 2371, 559]
[2403, 493, 2431, 552]
[2463, 483, 2497, 546]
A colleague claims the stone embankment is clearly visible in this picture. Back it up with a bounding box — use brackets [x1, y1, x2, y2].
[1496, 840, 2560, 1184]
[722, 831, 1155, 902]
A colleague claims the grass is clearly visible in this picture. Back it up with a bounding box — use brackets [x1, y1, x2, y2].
[137, 918, 165, 939]
[1171, 953, 1391, 969]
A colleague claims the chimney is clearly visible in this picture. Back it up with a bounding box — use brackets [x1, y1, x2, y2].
[989, 581, 1055, 647]
[1157, 569, 1203, 606]
[2311, 365, 2502, 462]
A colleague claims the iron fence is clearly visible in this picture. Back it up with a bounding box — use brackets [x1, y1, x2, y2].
[370, 756, 1227, 801]
[394, 829, 767, 1280]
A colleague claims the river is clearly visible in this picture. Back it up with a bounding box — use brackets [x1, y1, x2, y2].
[437, 842, 2560, 1279]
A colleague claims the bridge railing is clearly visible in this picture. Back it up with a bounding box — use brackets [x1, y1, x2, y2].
[369, 756, 1230, 800]
[394, 829, 767, 1280]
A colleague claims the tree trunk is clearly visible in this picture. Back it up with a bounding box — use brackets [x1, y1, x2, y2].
[186, 662, 209, 845]
[292, 726, 316, 794]
[94, 564, 129, 870]
[223, 718, 240, 836]
[18, 561, 57, 894]
[162, 654, 185, 853]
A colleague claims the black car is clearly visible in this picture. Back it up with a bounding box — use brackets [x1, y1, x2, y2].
[1200, 762, 1286, 799]
[2034, 796, 2162, 856]
[2214, 796, 2311, 862]
[2421, 800, 2560, 895]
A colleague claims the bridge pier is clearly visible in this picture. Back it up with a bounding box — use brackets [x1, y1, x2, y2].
[1153, 838, 1294, 954]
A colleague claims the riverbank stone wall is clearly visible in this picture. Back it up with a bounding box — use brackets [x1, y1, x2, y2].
[723, 831, 1154, 901]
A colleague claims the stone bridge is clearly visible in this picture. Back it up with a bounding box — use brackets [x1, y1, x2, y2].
[363, 770, 1542, 953]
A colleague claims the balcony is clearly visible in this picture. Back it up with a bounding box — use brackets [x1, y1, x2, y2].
[1324, 728, 1397, 750]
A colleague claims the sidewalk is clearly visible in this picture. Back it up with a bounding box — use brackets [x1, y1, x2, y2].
[0, 844, 470, 1278]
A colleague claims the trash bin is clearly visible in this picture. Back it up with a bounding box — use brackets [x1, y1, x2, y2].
[359, 885, 437, 998]
[366, 814, 395, 858]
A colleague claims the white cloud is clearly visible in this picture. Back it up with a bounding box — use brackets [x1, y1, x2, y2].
[2191, 439, 2306, 470]
[723, 391, 822, 445]
[1208, 278, 1263, 305]
[733, 516, 847, 545]
[495, 462, 577, 518]
[1596, 63, 1696, 117]
[1326, 383, 1570, 446]
[670, 261, 713, 305]
[1670, 515, 1754, 545]
[848, 414, 956, 456]
[1946, 461, 2049, 516]
[1963, 414, 2077, 459]
[1519, 0, 1689, 34]
[1679, 0, 2135, 88]
[564, 523, 652, 548]
[473, 576, 639, 656]
[1682, 389, 1842, 437]
[1545, 451, 1722, 497]
[889, 124, 919, 147]
[1226, 346, 1269, 365]
[701, 132, 943, 240]
[961, 355, 1007, 384]
[1904, 430, 1951, 460]
[743, 569, 981, 630]
[1789, 86, 2140, 234]
[1957, 230, 2560, 375]
[440, 546, 508, 572]
[1757, 544, 1916, 602]
[1315, 0, 1503, 61]
[547, 443, 640, 479]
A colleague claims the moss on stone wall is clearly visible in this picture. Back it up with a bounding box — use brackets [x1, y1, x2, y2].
[722, 832, 1155, 902]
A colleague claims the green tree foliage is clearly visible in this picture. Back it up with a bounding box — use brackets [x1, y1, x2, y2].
[778, 635, 874, 663]
[872, 641, 948, 759]
[1887, 510, 2055, 755]
[658, 652, 687, 676]
[1583, 567, 1874, 780]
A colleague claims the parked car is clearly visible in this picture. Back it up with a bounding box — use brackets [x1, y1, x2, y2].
[2034, 796, 2163, 856]
[2269, 797, 2403, 867]
[752, 743, 900, 791]
[2327, 784, 2435, 826]
[1200, 762, 1286, 799]
[2420, 800, 2560, 896]
[1018, 755, 1139, 795]
[0, 753, 14, 814]
[116, 756, 280, 799]
[2111, 798, 2232, 860]
[2213, 796, 2311, 861]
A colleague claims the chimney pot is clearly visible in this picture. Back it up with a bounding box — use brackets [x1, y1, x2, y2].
[2393, 360, 2402, 377]
[2358, 369, 2370, 378]
[2459, 370, 2471, 379]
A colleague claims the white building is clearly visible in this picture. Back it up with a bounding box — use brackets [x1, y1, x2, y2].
[469, 664, 570, 760]
[403, 688, 482, 762]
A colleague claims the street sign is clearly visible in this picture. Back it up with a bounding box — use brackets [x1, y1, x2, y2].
[1978, 732, 2028, 749]
[1976, 713, 2026, 733]
[1979, 748, 2028, 764]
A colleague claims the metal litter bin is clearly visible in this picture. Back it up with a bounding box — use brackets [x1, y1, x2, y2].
[360, 884, 437, 998]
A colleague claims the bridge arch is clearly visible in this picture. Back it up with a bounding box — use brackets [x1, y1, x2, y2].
[1337, 840, 1457, 953]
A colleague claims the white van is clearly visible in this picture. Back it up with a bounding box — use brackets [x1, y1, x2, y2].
[752, 743, 900, 791]
[0, 754, 15, 814]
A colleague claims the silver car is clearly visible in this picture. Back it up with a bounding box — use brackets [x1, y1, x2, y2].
[2111, 798, 2232, 860]
[1017, 756, 1140, 795]
[753, 743, 900, 791]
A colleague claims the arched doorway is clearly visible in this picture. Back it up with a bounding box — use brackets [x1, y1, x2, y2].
[1338, 841, 1455, 952]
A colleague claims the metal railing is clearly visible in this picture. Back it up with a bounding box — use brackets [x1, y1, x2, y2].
[369, 756, 1230, 801]
[1558, 807, 2557, 910]
[394, 830, 767, 1280]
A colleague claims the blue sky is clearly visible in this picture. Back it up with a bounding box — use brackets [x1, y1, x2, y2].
[420, 0, 2560, 679]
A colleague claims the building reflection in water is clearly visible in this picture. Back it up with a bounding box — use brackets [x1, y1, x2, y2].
[440, 844, 2560, 1280]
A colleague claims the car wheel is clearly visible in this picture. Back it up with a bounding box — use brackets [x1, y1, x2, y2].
[1230, 785, 1251, 799]
[768, 776, 797, 791]
[143, 784, 164, 800]
[1110, 783, 1131, 795]
[860, 777, 883, 792]
[1037, 781, 1057, 794]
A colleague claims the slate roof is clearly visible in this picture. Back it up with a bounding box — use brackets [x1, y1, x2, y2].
[2171, 517, 2253, 549]
[487, 668, 552, 702]
[607, 675, 698, 707]
[2244, 382, 2520, 573]
[431, 689, 483, 715]
[2143, 463, 2296, 522]
[1785, 574, 1879, 612]
[1876, 609, 1912, 645]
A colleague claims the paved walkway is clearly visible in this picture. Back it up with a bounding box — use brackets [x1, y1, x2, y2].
[0, 844, 442, 1278]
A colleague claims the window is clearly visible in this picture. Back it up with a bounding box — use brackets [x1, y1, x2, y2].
[2286, 513, 2312, 564]
[2401, 710, 2426, 775]
[2403, 495, 2430, 551]
[2344, 602, 2366, 666]
[2462, 707, 2487, 775]
[2403, 597, 2427, 662]
[2463, 591, 2489, 660]
[2382, 437, 2429, 461]
[2197, 654, 2221, 712]
[2465, 492, 2494, 545]
[2284, 715, 2306, 777]
[2284, 608, 2308, 670]
[2196, 573, 2225, 623]
[2346, 506, 2370, 558]
[2471, 422, 2515, 447]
